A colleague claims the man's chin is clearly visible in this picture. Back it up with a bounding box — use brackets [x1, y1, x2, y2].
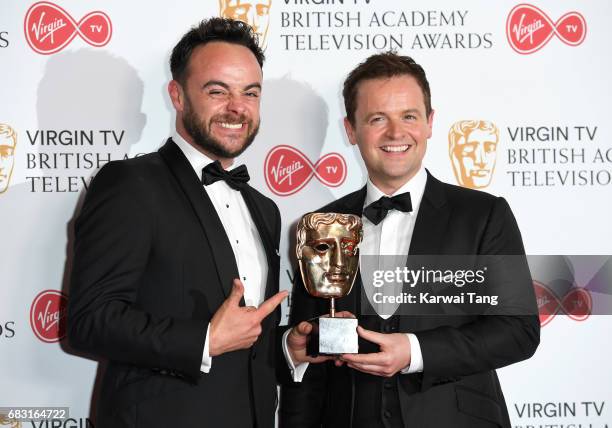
[195, 138, 252, 160]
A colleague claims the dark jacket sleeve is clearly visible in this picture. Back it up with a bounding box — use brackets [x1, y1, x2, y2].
[279, 270, 331, 428]
[416, 197, 540, 390]
[68, 162, 207, 380]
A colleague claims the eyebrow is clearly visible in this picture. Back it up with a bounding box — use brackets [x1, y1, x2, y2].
[364, 108, 422, 120]
[202, 81, 262, 92]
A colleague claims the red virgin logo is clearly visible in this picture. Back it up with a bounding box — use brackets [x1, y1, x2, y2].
[30, 290, 68, 343]
[534, 281, 591, 327]
[24, 2, 112, 55]
[264, 145, 347, 196]
[506, 4, 586, 54]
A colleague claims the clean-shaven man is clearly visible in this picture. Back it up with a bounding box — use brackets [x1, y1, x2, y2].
[281, 52, 539, 428]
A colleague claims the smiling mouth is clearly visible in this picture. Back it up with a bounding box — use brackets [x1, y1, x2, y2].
[218, 122, 244, 130]
[380, 144, 411, 153]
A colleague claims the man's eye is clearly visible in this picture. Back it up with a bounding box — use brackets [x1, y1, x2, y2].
[315, 243, 330, 252]
[245, 92, 259, 98]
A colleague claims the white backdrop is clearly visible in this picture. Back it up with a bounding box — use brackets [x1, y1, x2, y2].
[1, 1, 611, 427]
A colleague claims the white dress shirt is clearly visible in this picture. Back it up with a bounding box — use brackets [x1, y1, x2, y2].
[173, 133, 268, 373]
[284, 167, 428, 381]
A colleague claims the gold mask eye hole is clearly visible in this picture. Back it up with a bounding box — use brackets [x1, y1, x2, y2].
[314, 243, 330, 252]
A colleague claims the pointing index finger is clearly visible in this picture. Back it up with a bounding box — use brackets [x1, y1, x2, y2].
[255, 290, 288, 320]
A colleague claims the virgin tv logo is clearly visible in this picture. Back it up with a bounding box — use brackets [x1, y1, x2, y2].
[264, 145, 347, 196]
[24, 2, 112, 55]
[506, 4, 586, 54]
[30, 289, 68, 343]
[534, 281, 591, 327]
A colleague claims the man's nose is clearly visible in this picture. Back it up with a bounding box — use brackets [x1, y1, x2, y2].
[225, 94, 247, 116]
[385, 119, 405, 141]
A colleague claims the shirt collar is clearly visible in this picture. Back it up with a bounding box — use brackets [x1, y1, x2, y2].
[172, 131, 236, 176]
[364, 166, 428, 213]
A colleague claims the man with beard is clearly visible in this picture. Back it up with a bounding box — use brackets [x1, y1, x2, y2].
[68, 18, 286, 428]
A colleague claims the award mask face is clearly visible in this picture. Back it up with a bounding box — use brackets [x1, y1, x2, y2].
[296, 213, 362, 298]
[448, 120, 499, 189]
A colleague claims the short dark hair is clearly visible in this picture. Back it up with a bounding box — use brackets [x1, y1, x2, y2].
[170, 17, 265, 84]
[342, 51, 432, 125]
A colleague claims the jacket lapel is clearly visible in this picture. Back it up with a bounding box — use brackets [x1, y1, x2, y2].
[408, 170, 450, 256]
[400, 170, 451, 327]
[330, 186, 367, 217]
[159, 139, 239, 298]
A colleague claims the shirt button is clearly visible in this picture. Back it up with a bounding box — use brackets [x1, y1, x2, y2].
[236, 240, 239, 244]
[242, 276, 246, 280]
[384, 381, 393, 389]
[226, 204, 229, 208]
[383, 410, 392, 419]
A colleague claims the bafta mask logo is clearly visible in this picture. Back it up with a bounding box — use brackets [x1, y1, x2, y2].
[448, 120, 499, 189]
[219, 0, 272, 48]
[296, 213, 362, 299]
[0, 124, 17, 195]
[0, 413, 21, 428]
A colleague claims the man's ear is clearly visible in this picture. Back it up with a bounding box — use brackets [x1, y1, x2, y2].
[344, 117, 358, 146]
[426, 109, 435, 138]
[168, 80, 184, 112]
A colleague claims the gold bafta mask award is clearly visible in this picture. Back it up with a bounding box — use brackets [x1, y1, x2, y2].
[296, 212, 362, 354]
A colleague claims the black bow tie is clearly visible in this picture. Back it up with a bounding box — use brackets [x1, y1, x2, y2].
[363, 192, 412, 225]
[202, 160, 250, 191]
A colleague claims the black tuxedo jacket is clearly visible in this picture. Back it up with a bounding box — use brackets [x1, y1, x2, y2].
[68, 139, 282, 428]
[280, 171, 540, 428]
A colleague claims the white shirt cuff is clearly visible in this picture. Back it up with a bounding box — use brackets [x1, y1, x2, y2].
[282, 328, 309, 382]
[200, 323, 213, 373]
[401, 333, 423, 374]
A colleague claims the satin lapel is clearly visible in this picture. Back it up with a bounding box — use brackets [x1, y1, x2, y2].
[408, 171, 449, 256]
[159, 139, 239, 298]
[326, 186, 367, 217]
[240, 187, 278, 300]
[401, 171, 450, 328]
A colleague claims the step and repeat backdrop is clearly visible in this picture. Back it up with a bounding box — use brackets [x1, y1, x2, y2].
[1, 1, 611, 427]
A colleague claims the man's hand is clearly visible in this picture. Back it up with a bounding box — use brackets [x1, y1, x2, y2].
[209, 279, 288, 357]
[287, 311, 355, 366]
[340, 326, 411, 377]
